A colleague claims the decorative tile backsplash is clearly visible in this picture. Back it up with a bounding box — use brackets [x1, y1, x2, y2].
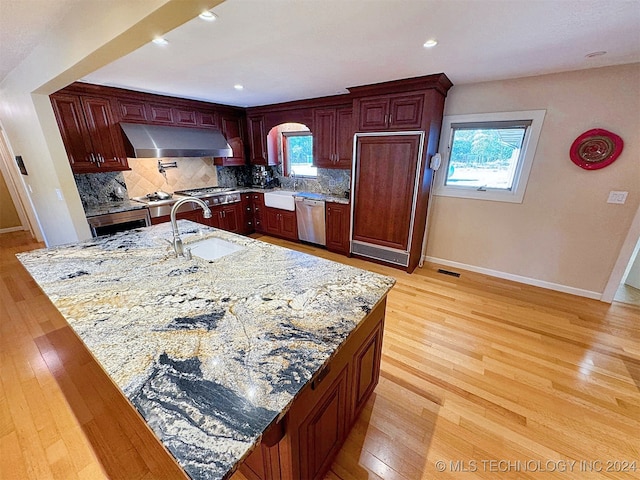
[122, 157, 219, 197]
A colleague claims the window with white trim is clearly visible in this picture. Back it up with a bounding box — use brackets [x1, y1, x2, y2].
[434, 110, 545, 203]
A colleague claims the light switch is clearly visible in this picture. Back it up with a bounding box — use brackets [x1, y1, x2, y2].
[607, 191, 628, 204]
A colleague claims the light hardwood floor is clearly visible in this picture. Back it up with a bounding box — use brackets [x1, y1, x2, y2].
[2, 231, 639, 479]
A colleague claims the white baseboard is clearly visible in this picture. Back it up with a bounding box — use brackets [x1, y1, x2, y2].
[423, 256, 602, 300]
[0, 226, 27, 234]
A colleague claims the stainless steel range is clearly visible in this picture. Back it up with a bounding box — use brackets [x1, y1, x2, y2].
[132, 186, 241, 219]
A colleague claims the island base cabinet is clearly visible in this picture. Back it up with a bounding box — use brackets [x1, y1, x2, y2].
[239, 297, 386, 480]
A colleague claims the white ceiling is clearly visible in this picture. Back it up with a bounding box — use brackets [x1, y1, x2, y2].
[3, 0, 640, 107]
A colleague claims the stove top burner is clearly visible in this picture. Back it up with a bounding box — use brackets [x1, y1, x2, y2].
[174, 186, 233, 196]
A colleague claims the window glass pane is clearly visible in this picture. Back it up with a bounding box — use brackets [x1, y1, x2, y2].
[445, 127, 526, 190]
[286, 134, 317, 177]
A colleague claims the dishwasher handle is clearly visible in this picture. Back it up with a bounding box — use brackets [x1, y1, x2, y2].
[295, 197, 325, 207]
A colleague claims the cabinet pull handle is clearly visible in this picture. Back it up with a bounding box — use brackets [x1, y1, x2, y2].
[90, 153, 96, 164]
[384, 114, 388, 126]
[388, 114, 393, 125]
[311, 364, 331, 390]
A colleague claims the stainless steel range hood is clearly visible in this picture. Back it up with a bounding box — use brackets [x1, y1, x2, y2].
[120, 123, 232, 158]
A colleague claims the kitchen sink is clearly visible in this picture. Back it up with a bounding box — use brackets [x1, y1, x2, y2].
[187, 237, 244, 261]
[264, 190, 296, 211]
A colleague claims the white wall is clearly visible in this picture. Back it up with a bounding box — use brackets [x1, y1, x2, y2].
[0, 0, 223, 246]
[426, 64, 640, 297]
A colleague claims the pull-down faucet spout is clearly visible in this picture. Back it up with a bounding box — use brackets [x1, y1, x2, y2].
[170, 197, 212, 257]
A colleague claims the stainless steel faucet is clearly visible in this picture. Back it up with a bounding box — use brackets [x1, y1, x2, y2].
[170, 197, 212, 257]
[291, 171, 297, 191]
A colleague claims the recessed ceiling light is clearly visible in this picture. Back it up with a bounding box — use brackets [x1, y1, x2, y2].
[234, 84, 244, 91]
[152, 37, 169, 46]
[199, 11, 217, 21]
[423, 39, 438, 48]
[585, 51, 607, 58]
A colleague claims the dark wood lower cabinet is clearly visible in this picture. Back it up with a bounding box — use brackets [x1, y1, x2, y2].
[295, 366, 349, 480]
[239, 297, 387, 480]
[325, 202, 351, 255]
[264, 207, 298, 241]
[252, 193, 266, 233]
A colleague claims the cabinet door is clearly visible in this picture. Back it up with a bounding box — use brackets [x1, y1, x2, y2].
[296, 366, 349, 480]
[388, 94, 424, 130]
[118, 100, 148, 122]
[264, 208, 281, 236]
[81, 96, 129, 171]
[217, 115, 246, 166]
[147, 104, 174, 124]
[350, 320, 383, 422]
[279, 210, 298, 241]
[50, 93, 95, 172]
[248, 115, 268, 165]
[197, 110, 218, 129]
[335, 107, 354, 168]
[357, 98, 389, 131]
[219, 203, 241, 233]
[312, 109, 336, 168]
[173, 108, 197, 127]
[326, 202, 350, 255]
[352, 134, 421, 250]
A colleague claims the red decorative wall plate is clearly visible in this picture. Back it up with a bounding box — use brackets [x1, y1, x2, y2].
[570, 128, 624, 170]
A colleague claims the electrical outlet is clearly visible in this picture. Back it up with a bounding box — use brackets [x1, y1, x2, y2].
[607, 191, 628, 204]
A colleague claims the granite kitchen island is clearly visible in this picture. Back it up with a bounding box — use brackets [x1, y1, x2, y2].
[17, 221, 395, 480]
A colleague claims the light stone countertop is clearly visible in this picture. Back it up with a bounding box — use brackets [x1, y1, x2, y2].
[17, 222, 394, 480]
[84, 199, 149, 217]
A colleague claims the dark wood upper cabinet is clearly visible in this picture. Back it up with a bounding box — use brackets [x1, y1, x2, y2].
[118, 100, 147, 122]
[248, 115, 276, 165]
[356, 93, 423, 131]
[215, 114, 246, 166]
[313, 107, 353, 169]
[50, 93, 128, 173]
[50, 93, 94, 171]
[335, 108, 354, 167]
[197, 110, 218, 129]
[173, 108, 197, 127]
[147, 104, 174, 124]
[312, 108, 335, 167]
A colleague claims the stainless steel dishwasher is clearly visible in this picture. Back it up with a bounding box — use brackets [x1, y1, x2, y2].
[295, 196, 326, 246]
